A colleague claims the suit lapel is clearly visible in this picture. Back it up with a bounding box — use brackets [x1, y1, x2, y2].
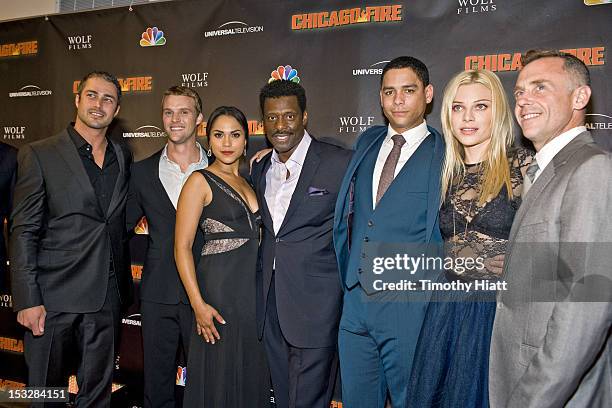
[334, 128, 387, 232]
[507, 132, 592, 247]
[257, 157, 274, 233]
[150, 150, 177, 216]
[54, 131, 101, 217]
[507, 163, 556, 247]
[105, 139, 126, 218]
[277, 140, 321, 234]
[425, 127, 445, 243]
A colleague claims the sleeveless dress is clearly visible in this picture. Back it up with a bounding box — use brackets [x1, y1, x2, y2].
[407, 148, 533, 408]
[183, 169, 270, 408]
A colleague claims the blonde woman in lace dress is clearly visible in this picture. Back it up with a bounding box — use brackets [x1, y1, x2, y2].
[175, 106, 269, 407]
[407, 70, 533, 407]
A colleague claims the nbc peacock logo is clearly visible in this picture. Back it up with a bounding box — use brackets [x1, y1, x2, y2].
[140, 27, 166, 47]
[269, 65, 300, 83]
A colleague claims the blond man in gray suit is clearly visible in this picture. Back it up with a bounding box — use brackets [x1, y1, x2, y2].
[489, 50, 612, 408]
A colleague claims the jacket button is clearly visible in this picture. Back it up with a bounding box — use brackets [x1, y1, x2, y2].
[358, 268, 363, 274]
[275, 238, 280, 243]
[363, 236, 369, 242]
[367, 220, 374, 227]
[361, 252, 366, 259]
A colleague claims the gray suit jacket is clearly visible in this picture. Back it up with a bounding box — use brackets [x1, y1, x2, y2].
[489, 131, 612, 408]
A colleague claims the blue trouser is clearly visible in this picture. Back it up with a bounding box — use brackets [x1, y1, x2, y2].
[338, 285, 428, 408]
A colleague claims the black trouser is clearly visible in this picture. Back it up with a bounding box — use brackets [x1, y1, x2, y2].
[24, 277, 120, 408]
[263, 277, 338, 408]
[141, 300, 192, 408]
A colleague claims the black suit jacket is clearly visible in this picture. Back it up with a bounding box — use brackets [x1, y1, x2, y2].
[252, 137, 352, 348]
[126, 149, 203, 304]
[0, 142, 17, 291]
[9, 129, 132, 313]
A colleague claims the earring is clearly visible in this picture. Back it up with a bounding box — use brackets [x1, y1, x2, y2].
[207, 148, 212, 157]
[243, 147, 247, 157]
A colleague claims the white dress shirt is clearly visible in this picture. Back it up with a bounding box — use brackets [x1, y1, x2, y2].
[265, 131, 312, 235]
[372, 120, 430, 208]
[159, 142, 208, 208]
[532, 126, 587, 182]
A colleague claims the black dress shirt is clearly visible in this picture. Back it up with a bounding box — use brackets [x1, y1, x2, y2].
[67, 125, 119, 215]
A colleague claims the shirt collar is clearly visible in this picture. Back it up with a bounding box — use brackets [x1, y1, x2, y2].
[386, 120, 429, 148]
[161, 141, 207, 167]
[67, 123, 90, 150]
[271, 130, 312, 168]
[535, 126, 586, 172]
[67, 123, 113, 157]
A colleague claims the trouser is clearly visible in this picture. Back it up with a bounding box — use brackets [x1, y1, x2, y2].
[24, 277, 121, 408]
[141, 300, 192, 408]
[263, 277, 338, 408]
[338, 284, 427, 408]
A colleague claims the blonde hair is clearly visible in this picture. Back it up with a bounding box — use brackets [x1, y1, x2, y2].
[440, 69, 514, 205]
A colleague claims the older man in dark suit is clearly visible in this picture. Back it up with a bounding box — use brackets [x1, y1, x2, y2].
[251, 79, 352, 408]
[10, 71, 132, 407]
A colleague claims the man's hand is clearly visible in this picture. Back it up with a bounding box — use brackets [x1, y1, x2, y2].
[485, 254, 505, 276]
[249, 148, 272, 173]
[17, 305, 47, 336]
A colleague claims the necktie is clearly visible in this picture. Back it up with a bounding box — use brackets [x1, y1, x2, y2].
[376, 134, 406, 205]
[522, 159, 540, 195]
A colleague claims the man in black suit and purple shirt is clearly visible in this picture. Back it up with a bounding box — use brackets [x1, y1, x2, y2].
[251, 79, 352, 408]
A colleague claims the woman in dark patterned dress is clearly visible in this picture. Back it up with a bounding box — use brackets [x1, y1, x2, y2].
[407, 70, 533, 407]
[175, 106, 269, 407]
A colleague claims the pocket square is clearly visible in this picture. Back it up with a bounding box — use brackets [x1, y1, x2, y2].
[308, 186, 329, 196]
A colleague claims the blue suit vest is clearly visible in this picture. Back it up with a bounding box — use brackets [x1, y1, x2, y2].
[344, 134, 436, 290]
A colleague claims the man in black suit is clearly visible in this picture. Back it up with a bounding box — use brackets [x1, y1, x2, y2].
[10, 71, 132, 407]
[0, 141, 17, 293]
[251, 79, 352, 408]
[126, 86, 207, 408]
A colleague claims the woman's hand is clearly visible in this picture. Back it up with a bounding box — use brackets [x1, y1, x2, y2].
[193, 300, 226, 344]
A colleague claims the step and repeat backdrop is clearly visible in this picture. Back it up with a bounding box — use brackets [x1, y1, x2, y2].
[1, 0, 611, 406]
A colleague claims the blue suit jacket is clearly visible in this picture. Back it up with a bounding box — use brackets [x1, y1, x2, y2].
[333, 125, 445, 286]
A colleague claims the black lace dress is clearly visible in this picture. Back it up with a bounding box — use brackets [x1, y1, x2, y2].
[407, 148, 532, 408]
[183, 170, 270, 408]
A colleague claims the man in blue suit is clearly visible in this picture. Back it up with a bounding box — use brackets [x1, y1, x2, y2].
[333, 56, 445, 407]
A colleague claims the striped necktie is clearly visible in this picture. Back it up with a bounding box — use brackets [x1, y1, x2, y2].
[376, 134, 405, 205]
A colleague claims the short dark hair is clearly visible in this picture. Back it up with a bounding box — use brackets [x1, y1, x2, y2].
[162, 86, 203, 115]
[77, 71, 122, 104]
[521, 49, 591, 87]
[259, 80, 307, 115]
[381, 56, 430, 87]
[206, 106, 250, 151]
